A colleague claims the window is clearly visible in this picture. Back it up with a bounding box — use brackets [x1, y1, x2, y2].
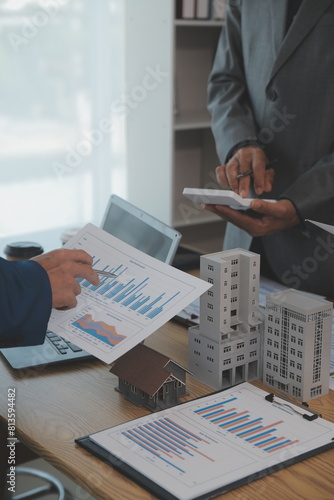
[237, 342, 244, 349]
[237, 354, 244, 361]
[208, 264, 214, 271]
[223, 346, 231, 353]
[0, 1, 123, 241]
[223, 358, 231, 365]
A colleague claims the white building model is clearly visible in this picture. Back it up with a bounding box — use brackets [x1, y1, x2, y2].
[188, 249, 262, 390]
[263, 289, 332, 401]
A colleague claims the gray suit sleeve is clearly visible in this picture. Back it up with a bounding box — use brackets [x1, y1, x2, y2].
[280, 152, 334, 224]
[208, 0, 259, 164]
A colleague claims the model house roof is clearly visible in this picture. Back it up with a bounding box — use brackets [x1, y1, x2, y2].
[110, 343, 191, 397]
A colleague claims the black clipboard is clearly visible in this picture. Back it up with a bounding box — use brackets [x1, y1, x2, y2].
[75, 383, 334, 500]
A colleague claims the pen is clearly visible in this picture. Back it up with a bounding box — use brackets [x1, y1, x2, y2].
[236, 159, 278, 179]
[95, 269, 117, 277]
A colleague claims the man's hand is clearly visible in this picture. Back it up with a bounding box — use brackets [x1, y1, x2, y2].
[216, 146, 275, 198]
[204, 199, 301, 237]
[32, 249, 100, 310]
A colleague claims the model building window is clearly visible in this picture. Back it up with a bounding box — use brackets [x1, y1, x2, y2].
[208, 264, 214, 271]
[223, 346, 231, 353]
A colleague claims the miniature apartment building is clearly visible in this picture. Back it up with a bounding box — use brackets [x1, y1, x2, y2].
[188, 249, 262, 390]
[263, 289, 332, 401]
[110, 343, 191, 411]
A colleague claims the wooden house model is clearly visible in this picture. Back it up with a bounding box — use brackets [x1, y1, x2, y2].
[110, 343, 191, 411]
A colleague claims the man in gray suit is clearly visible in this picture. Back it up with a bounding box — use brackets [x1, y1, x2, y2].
[207, 0, 334, 296]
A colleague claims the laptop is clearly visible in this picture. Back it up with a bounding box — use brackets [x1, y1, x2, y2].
[1, 195, 181, 370]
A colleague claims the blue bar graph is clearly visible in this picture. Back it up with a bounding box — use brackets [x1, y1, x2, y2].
[77, 260, 182, 320]
[121, 416, 216, 474]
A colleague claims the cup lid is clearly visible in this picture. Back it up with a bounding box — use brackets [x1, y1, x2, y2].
[4, 242, 44, 259]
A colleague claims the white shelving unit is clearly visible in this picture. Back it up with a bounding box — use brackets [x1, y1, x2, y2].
[123, 0, 225, 250]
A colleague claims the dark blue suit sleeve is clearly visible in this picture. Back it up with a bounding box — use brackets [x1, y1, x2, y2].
[0, 257, 52, 347]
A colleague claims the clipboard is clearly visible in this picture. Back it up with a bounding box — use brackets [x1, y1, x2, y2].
[75, 383, 334, 500]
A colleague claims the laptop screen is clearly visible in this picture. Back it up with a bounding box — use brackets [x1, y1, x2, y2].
[100, 195, 181, 265]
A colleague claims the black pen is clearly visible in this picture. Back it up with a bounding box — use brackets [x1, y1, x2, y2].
[236, 159, 278, 179]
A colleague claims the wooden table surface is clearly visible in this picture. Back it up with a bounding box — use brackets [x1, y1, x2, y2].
[1, 320, 334, 500]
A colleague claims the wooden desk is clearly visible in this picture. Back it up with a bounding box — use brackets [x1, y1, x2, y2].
[1, 320, 334, 500]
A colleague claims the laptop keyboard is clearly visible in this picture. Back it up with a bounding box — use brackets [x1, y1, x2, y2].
[46, 331, 83, 355]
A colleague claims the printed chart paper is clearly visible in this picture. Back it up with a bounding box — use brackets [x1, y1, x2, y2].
[89, 383, 334, 500]
[48, 224, 210, 363]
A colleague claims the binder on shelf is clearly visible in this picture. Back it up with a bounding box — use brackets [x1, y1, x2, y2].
[196, 0, 211, 19]
[76, 382, 334, 500]
[179, 0, 196, 19]
[211, 0, 227, 20]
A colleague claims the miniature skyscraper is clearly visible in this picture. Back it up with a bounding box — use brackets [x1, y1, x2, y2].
[188, 249, 262, 390]
[263, 289, 332, 401]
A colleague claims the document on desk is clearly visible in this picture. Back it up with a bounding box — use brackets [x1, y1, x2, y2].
[76, 382, 334, 500]
[48, 224, 210, 364]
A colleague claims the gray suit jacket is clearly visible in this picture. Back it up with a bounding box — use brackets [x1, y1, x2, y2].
[208, 0, 334, 296]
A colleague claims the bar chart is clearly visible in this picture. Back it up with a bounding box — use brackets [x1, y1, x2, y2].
[48, 224, 210, 363]
[78, 258, 181, 321]
[194, 396, 299, 453]
[91, 382, 334, 499]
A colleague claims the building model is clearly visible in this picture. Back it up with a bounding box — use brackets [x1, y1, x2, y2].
[188, 248, 332, 401]
[188, 249, 262, 390]
[263, 289, 332, 401]
[110, 343, 191, 411]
